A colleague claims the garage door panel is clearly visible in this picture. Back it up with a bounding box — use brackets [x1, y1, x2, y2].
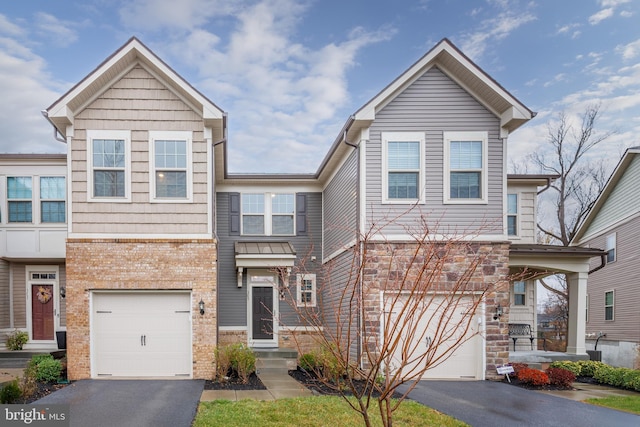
[93, 292, 192, 377]
[385, 295, 482, 380]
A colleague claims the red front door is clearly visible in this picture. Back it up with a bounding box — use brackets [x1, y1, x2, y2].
[31, 284, 54, 340]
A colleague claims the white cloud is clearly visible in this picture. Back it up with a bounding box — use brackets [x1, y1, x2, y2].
[589, 8, 614, 24]
[34, 12, 79, 47]
[0, 13, 25, 36]
[620, 10, 634, 17]
[599, 0, 630, 7]
[616, 39, 640, 60]
[0, 36, 65, 153]
[556, 22, 581, 39]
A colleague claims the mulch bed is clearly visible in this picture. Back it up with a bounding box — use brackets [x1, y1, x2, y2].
[289, 368, 402, 398]
[11, 381, 71, 404]
[204, 372, 267, 390]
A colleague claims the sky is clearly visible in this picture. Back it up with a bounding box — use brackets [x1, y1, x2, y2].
[0, 0, 639, 175]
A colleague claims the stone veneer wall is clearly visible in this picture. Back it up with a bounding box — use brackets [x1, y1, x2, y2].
[361, 241, 510, 380]
[65, 239, 217, 380]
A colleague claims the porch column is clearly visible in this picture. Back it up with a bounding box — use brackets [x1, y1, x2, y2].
[566, 271, 588, 355]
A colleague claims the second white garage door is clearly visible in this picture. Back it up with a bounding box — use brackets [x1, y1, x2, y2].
[384, 294, 483, 380]
[92, 292, 192, 378]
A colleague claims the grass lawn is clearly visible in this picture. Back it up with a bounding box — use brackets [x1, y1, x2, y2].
[194, 396, 468, 427]
[584, 395, 640, 414]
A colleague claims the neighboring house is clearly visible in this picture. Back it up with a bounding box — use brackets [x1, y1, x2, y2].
[1, 37, 604, 381]
[572, 147, 640, 368]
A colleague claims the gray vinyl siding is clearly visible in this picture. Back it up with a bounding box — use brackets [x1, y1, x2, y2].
[0, 259, 9, 328]
[59, 264, 66, 327]
[585, 218, 640, 343]
[320, 249, 360, 359]
[584, 155, 640, 239]
[323, 149, 358, 256]
[366, 66, 504, 234]
[12, 264, 25, 328]
[216, 192, 323, 327]
[506, 187, 537, 244]
[70, 65, 209, 235]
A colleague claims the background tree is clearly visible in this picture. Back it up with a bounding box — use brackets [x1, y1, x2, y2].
[527, 104, 614, 348]
[281, 211, 520, 427]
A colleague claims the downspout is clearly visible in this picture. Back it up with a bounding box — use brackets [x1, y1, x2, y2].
[588, 254, 607, 275]
[536, 176, 553, 195]
[41, 110, 67, 143]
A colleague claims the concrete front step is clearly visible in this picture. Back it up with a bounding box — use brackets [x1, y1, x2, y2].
[254, 348, 298, 359]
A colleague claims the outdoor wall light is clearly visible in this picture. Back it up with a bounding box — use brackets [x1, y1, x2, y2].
[60, 287, 66, 299]
[199, 299, 205, 315]
[493, 304, 503, 320]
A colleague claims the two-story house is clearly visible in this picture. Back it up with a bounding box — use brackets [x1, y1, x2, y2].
[572, 147, 640, 368]
[1, 37, 604, 381]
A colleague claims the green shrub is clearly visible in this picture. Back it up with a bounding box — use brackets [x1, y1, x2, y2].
[299, 353, 319, 371]
[5, 330, 29, 351]
[214, 343, 256, 384]
[35, 358, 62, 382]
[28, 354, 54, 370]
[593, 365, 628, 387]
[546, 367, 576, 388]
[0, 380, 21, 404]
[576, 360, 605, 377]
[549, 361, 581, 376]
[622, 370, 640, 392]
[231, 344, 256, 384]
[318, 344, 345, 383]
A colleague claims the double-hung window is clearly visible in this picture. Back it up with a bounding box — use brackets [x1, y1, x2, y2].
[507, 193, 518, 236]
[7, 177, 32, 223]
[382, 132, 424, 203]
[297, 274, 316, 307]
[150, 131, 192, 202]
[604, 290, 614, 321]
[444, 131, 488, 203]
[513, 281, 526, 306]
[605, 233, 616, 263]
[40, 177, 65, 223]
[87, 130, 130, 201]
[241, 193, 295, 235]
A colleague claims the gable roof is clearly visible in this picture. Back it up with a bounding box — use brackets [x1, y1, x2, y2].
[571, 147, 640, 244]
[45, 37, 225, 139]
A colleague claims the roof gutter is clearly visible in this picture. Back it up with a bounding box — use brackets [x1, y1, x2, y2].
[536, 176, 554, 195]
[40, 110, 67, 144]
[589, 254, 607, 275]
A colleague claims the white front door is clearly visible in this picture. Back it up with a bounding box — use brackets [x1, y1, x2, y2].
[92, 292, 192, 378]
[248, 271, 278, 347]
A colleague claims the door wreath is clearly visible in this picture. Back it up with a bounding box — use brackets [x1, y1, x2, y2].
[37, 286, 52, 304]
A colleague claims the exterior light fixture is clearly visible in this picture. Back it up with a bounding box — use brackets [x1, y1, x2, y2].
[60, 287, 66, 299]
[199, 299, 205, 315]
[493, 304, 503, 320]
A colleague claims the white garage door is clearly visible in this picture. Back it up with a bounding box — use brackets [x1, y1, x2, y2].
[384, 294, 483, 380]
[93, 292, 192, 378]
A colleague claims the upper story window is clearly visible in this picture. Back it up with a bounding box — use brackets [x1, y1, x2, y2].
[40, 177, 66, 223]
[507, 193, 518, 236]
[149, 131, 192, 202]
[606, 233, 616, 263]
[87, 130, 131, 202]
[604, 290, 614, 321]
[382, 132, 424, 203]
[7, 177, 32, 223]
[513, 281, 526, 306]
[444, 131, 488, 204]
[241, 193, 295, 236]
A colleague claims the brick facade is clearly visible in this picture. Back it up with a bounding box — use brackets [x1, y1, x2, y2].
[65, 238, 217, 380]
[361, 240, 510, 380]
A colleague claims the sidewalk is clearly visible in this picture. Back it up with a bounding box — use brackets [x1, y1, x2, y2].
[200, 370, 312, 402]
[537, 381, 640, 402]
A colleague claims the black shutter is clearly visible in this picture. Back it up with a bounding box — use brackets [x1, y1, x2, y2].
[296, 193, 307, 235]
[229, 193, 240, 235]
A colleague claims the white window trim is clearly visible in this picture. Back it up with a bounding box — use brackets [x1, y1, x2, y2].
[6, 176, 33, 224]
[40, 176, 66, 224]
[296, 273, 317, 307]
[604, 290, 614, 321]
[148, 131, 193, 203]
[606, 233, 616, 263]
[381, 132, 425, 204]
[513, 280, 526, 306]
[443, 131, 488, 204]
[86, 130, 131, 203]
[507, 192, 519, 238]
[241, 192, 295, 236]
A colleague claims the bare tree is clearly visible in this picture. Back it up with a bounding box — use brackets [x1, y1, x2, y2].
[529, 104, 614, 346]
[279, 212, 521, 427]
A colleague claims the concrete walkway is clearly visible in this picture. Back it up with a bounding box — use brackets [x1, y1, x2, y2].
[200, 370, 313, 401]
[539, 381, 640, 402]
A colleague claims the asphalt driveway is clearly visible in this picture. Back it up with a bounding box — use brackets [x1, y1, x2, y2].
[35, 380, 204, 427]
[398, 380, 639, 427]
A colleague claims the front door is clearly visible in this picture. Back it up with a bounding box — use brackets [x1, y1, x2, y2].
[249, 272, 278, 347]
[31, 284, 55, 340]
